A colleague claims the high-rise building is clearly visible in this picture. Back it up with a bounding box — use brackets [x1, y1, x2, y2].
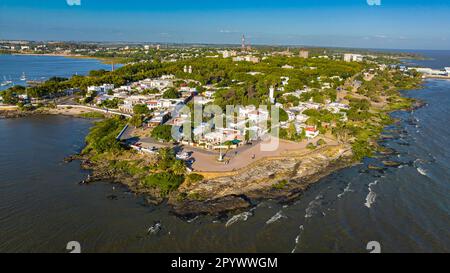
[299, 50, 309, 58]
[242, 34, 246, 50]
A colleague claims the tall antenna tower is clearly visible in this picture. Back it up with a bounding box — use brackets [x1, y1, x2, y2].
[241, 34, 246, 50]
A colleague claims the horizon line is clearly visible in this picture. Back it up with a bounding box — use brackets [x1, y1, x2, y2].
[1, 38, 449, 52]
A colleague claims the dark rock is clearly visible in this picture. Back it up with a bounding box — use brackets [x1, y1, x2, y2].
[147, 221, 162, 234]
[170, 195, 252, 217]
[378, 148, 398, 156]
[107, 194, 118, 200]
[382, 160, 402, 167]
[368, 164, 386, 171]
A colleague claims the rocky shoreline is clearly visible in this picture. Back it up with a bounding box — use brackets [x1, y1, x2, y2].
[68, 97, 427, 217]
[68, 144, 354, 217]
[67, 154, 166, 204]
[170, 144, 353, 217]
[0, 109, 34, 119]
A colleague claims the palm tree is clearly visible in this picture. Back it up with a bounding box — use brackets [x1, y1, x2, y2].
[158, 147, 174, 162]
[172, 160, 186, 176]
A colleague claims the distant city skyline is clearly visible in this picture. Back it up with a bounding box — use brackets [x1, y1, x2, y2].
[1, 0, 449, 50]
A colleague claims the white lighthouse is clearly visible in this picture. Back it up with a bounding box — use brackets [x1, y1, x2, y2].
[269, 86, 275, 104]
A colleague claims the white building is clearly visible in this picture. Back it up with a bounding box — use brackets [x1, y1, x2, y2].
[179, 86, 197, 93]
[137, 78, 173, 91]
[344, 54, 363, 62]
[204, 90, 216, 98]
[282, 64, 294, 69]
[305, 126, 319, 139]
[295, 113, 309, 123]
[222, 50, 237, 58]
[327, 102, 349, 113]
[299, 50, 309, 58]
[203, 128, 241, 144]
[87, 84, 114, 94]
[232, 55, 260, 63]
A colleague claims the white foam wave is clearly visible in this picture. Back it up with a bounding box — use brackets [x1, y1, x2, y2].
[417, 167, 428, 176]
[187, 216, 199, 223]
[291, 225, 304, 253]
[305, 195, 323, 218]
[266, 211, 287, 225]
[364, 180, 379, 208]
[225, 211, 252, 227]
[337, 182, 353, 198]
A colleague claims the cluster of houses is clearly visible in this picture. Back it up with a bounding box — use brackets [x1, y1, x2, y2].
[82, 67, 352, 150]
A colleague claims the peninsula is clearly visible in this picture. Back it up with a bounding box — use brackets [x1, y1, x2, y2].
[0, 43, 426, 216]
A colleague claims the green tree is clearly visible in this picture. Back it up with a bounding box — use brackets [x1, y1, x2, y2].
[0, 90, 18, 105]
[162, 88, 181, 99]
[142, 172, 184, 196]
[172, 160, 187, 176]
[287, 122, 297, 140]
[278, 107, 289, 122]
[133, 104, 150, 115]
[83, 117, 126, 154]
[156, 147, 176, 170]
[129, 114, 143, 127]
[151, 125, 174, 142]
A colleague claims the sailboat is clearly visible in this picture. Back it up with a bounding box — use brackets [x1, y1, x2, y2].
[20, 72, 27, 81]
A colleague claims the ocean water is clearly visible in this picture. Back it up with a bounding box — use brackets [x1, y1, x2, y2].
[0, 54, 449, 253]
[0, 54, 114, 91]
[401, 50, 450, 69]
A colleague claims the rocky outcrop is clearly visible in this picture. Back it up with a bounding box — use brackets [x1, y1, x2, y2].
[170, 144, 353, 216]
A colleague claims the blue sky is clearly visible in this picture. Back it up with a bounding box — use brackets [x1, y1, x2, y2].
[0, 0, 449, 49]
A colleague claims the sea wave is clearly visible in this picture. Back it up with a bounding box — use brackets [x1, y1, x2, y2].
[364, 180, 379, 208]
[337, 182, 353, 198]
[417, 167, 428, 176]
[291, 225, 304, 253]
[305, 195, 323, 218]
[225, 211, 253, 227]
[266, 211, 287, 225]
